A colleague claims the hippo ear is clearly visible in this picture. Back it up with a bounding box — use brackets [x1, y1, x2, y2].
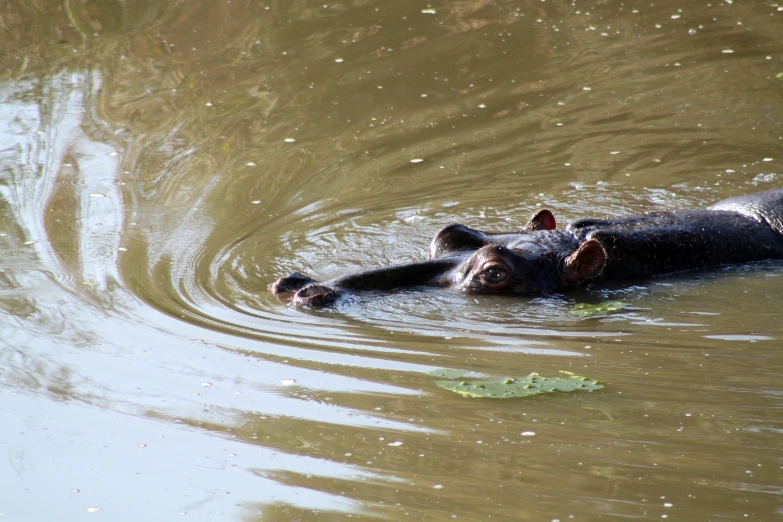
[525, 209, 557, 231]
[563, 239, 606, 285]
[430, 223, 487, 259]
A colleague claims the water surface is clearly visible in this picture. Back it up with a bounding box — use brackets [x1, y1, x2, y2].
[1, 1, 782, 520]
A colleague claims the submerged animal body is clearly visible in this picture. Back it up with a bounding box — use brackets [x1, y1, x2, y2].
[271, 189, 783, 306]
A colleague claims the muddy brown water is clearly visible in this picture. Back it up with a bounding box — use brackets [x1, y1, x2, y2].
[1, 1, 782, 521]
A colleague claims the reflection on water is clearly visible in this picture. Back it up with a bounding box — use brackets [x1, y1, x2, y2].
[1, 0, 782, 520]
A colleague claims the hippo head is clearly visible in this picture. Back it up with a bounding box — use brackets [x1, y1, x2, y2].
[454, 239, 607, 294]
[271, 211, 605, 306]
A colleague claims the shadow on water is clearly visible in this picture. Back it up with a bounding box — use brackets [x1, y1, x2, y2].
[1, 0, 783, 520]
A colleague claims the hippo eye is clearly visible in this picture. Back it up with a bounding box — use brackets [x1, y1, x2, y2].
[480, 265, 508, 284]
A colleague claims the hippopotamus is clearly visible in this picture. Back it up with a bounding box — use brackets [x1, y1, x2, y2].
[271, 188, 783, 306]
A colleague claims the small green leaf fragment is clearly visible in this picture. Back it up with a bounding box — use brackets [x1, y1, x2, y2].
[434, 372, 605, 399]
[571, 301, 626, 317]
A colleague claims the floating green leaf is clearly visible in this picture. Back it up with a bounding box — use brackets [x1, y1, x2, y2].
[570, 301, 626, 317]
[434, 371, 604, 399]
[427, 368, 469, 379]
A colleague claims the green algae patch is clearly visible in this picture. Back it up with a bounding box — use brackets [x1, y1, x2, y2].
[427, 368, 469, 379]
[434, 371, 604, 399]
[570, 301, 626, 318]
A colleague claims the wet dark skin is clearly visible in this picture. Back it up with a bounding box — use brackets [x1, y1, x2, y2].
[271, 189, 783, 306]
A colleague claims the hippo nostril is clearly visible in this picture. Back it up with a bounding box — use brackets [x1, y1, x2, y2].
[293, 284, 337, 307]
[271, 272, 316, 294]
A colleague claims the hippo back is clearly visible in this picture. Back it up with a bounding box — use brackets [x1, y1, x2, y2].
[708, 188, 783, 236]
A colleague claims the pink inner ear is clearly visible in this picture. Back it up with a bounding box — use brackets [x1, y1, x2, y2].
[528, 209, 557, 231]
[541, 210, 557, 230]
